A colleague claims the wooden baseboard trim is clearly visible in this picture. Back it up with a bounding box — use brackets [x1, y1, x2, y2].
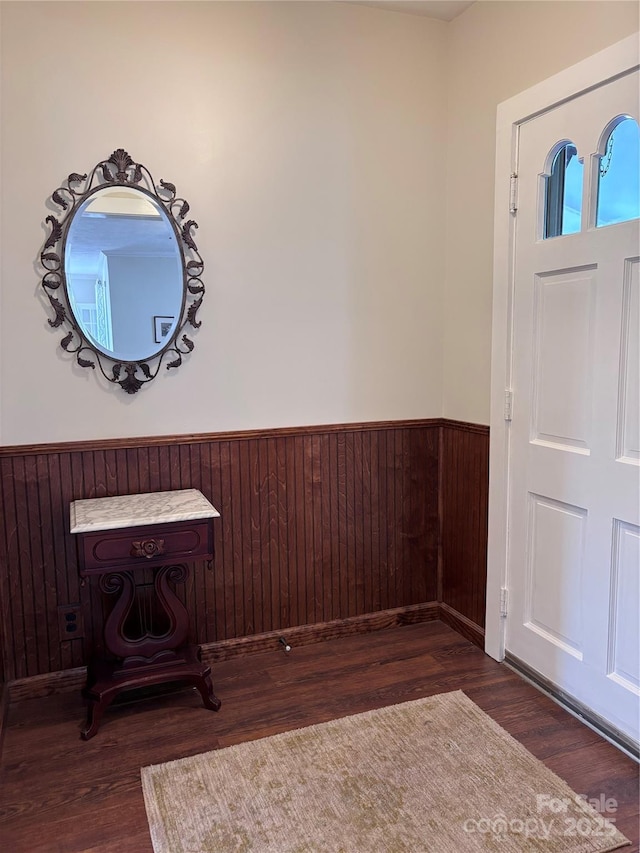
[7, 603, 441, 702]
[8, 666, 88, 703]
[438, 603, 485, 649]
[200, 602, 440, 664]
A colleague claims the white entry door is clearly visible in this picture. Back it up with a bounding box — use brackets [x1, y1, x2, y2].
[505, 68, 640, 744]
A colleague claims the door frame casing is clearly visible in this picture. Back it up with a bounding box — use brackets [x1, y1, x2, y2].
[486, 33, 640, 661]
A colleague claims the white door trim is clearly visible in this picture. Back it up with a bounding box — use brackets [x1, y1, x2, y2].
[486, 33, 640, 661]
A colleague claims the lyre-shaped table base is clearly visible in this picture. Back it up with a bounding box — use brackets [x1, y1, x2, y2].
[81, 563, 221, 740]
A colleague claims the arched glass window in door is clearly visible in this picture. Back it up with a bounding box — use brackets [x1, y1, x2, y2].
[544, 142, 583, 238]
[596, 117, 640, 227]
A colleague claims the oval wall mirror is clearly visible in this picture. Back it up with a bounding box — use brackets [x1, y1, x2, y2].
[40, 149, 205, 394]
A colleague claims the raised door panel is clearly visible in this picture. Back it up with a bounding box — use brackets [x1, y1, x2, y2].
[532, 268, 596, 453]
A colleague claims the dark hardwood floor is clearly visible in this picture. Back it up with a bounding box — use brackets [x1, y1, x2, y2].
[0, 621, 637, 852]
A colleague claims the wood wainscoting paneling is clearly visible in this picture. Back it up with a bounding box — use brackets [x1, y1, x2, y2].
[0, 419, 489, 687]
[0, 421, 442, 683]
[440, 420, 490, 632]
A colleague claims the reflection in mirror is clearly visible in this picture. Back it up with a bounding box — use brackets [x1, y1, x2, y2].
[65, 188, 183, 362]
[40, 149, 205, 394]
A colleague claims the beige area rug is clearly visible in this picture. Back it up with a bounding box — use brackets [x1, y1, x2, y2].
[141, 690, 629, 852]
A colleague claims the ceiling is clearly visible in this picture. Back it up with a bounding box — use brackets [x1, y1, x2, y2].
[348, 1, 475, 21]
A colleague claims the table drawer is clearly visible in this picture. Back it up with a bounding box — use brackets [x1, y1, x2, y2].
[77, 518, 213, 576]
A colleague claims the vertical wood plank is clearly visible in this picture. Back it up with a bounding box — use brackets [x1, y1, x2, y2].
[311, 434, 323, 624]
[0, 459, 16, 679]
[208, 442, 223, 641]
[344, 431, 356, 616]
[237, 441, 254, 637]
[12, 456, 39, 676]
[218, 441, 234, 641]
[23, 456, 49, 674]
[104, 448, 118, 496]
[305, 436, 315, 624]
[394, 429, 404, 607]
[376, 430, 389, 612]
[441, 423, 489, 630]
[136, 446, 151, 495]
[248, 439, 263, 636]
[48, 454, 72, 669]
[361, 430, 373, 615]
[226, 441, 247, 637]
[276, 437, 289, 629]
[326, 433, 339, 622]
[353, 430, 365, 615]
[174, 445, 191, 618]
[285, 436, 299, 629]
[369, 430, 381, 615]
[266, 438, 280, 632]
[2, 458, 25, 679]
[168, 444, 181, 491]
[188, 442, 206, 642]
[146, 445, 160, 495]
[385, 431, 396, 611]
[35, 454, 60, 673]
[258, 439, 272, 633]
[320, 433, 332, 624]
[336, 432, 348, 620]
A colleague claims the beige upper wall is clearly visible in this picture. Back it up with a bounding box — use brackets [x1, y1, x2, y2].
[444, 0, 639, 424]
[1, 1, 638, 444]
[0, 1, 447, 445]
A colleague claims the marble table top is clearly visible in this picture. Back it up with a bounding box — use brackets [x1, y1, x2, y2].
[70, 488, 220, 533]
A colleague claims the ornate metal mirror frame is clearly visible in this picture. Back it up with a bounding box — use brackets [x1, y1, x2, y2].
[40, 149, 204, 394]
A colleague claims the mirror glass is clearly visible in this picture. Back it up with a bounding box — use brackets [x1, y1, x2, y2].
[64, 187, 184, 362]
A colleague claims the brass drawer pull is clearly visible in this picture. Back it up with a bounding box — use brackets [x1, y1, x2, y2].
[130, 538, 166, 559]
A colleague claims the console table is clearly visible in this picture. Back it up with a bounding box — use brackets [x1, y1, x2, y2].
[70, 489, 221, 740]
